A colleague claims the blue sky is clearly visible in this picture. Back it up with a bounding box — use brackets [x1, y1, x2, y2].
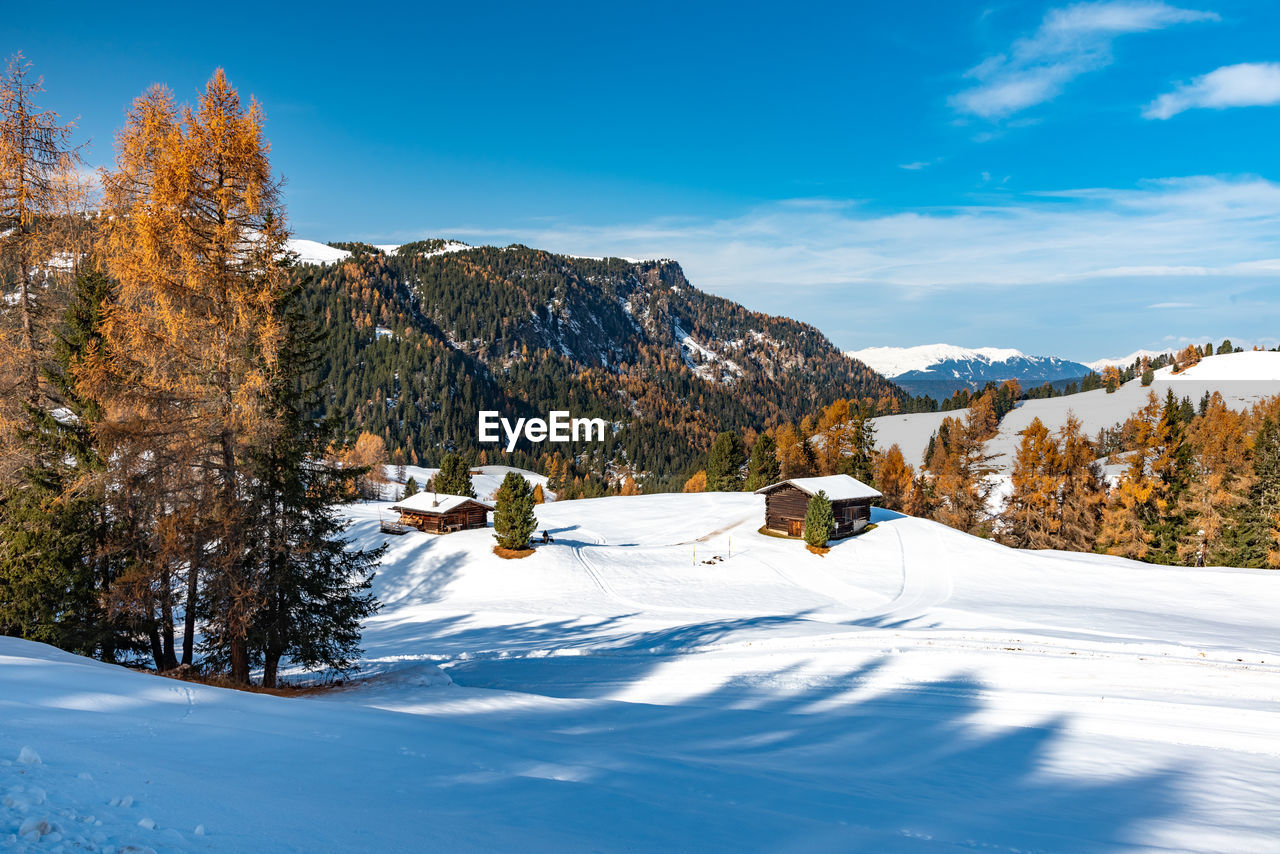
[8, 0, 1280, 360]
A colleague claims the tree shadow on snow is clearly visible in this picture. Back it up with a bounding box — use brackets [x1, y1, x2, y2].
[432, 631, 1185, 852]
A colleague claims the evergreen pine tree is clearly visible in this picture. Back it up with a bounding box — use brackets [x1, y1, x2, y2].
[493, 472, 537, 550]
[435, 452, 475, 497]
[744, 433, 781, 491]
[1229, 414, 1280, 568]
[803, 490, 835, 548]
[403, 476, 419, 498]
[241, 290, 383, 688]
[0, 269, 135, 660]
[705, 431, 745, 491]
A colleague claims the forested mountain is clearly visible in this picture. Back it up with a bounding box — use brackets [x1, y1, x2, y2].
[297, 242, 907, 486]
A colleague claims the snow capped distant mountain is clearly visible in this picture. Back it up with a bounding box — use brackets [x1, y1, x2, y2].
[848, 344, 1093, 398]
[1084, 349, 1173, 373]
[850, 344, 1027, 378]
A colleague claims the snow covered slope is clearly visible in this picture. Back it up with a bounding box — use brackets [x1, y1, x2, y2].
[849, 344, 1092, 398]
[6, 492, 1280, 851]
[284, 238, 350, 265]
[873, 351, 1280, 472]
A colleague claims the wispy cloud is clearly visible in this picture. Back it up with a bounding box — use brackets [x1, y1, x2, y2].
[899, 158, 942, 171]
[430, 175, 1280, 297]
[1144, 62, 1280, 119]
[1147, 301, 1198, 308]
[951, 1, 1218, 120]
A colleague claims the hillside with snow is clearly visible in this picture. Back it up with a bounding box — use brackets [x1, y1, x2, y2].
[849, 344, 1092, 399]
[5, 489, 1280, 851]
[872, 349, 1280, 486]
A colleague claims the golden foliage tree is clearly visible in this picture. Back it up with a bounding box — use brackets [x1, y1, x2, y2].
[1000, 417, 1060, 549]
[682, 470, 706, 493]
[874, 444, 914, 512]
[88, 70, 289, 683]
[1181, 393, 1252, 565]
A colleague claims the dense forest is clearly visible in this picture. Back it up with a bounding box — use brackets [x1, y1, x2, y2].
[296, 243, 920, 490]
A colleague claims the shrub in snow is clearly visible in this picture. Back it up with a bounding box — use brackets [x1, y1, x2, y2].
[17, 746, 40, 765]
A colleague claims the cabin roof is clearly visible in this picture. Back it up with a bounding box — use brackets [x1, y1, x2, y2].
[754, 474, 882, 501]
[391, 492, 494, 515]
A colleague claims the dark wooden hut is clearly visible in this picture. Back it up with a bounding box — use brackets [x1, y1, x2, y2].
[755, 475, 881, 539]
[390, 492, 494, 534]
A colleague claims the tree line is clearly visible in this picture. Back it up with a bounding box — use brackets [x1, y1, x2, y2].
[681, 373, 1280, 568]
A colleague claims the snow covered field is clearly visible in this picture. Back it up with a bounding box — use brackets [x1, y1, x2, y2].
[5, 492, 1280, 852]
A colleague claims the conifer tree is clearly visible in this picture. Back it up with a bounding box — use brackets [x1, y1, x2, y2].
[434, 452, 475, 497]
[1055, 414, 1106, 552]
[91, 70, 290, 683]
[705, 430, 745, 491]
[493, 472, 537, 550]
[0, 272, 121, 656]
[532, 482, 546, 504]
[744, 433, 781, 491]
[1000, 417, 1060, 549]
[403, 476, 419, 498]
[928, 408, 997, 536]
[0, 53, 86, 482]
[1181, 393, 1251, 566]
[682, 470, 707, 492]
[874, 444, 914, 512]
[1229, 411, 1280, 568]
[240, 291, 382, 688]
[803, 490, 834, 548]
[775, 423, 816, 478]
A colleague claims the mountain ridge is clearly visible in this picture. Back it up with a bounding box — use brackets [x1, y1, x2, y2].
[847, 343, 1093, 399]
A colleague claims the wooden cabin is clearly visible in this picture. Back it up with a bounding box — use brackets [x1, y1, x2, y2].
[390, 492, 494, 534]
[755, 475, 882, 539]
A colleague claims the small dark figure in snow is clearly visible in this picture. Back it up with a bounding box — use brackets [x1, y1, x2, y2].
[541, 530, 554, 544]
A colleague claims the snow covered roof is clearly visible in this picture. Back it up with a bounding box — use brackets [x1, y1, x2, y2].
[391, 492, 494, 515]
[755, 474, 882, 501]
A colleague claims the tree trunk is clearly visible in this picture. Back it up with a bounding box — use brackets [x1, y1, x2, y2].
[147, 625, 164, 671]
[262, 651, 279, 690]
[230, 635, 250, 684]
[181, 533, 202, 666]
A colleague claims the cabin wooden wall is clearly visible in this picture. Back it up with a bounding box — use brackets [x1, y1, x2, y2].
[764, 486, 873, 538]
[764, 486, 812, 533]
[399, 504, 490, 534]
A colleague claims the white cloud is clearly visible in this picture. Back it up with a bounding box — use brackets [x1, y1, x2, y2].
[434, 175, 1280, 296]
[899, 160, 934, 171]
[1147, 301, 1198, 308]
[952, 1, 1218, 119]
[1144, 62, 1280, 119]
